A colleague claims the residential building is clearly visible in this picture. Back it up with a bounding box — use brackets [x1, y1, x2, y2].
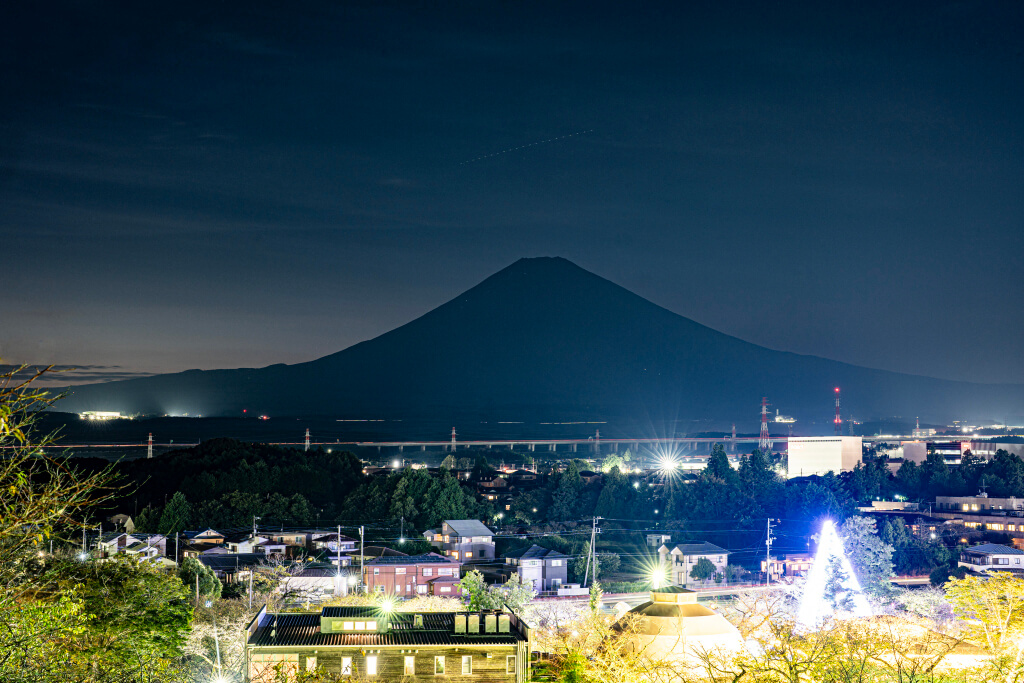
[245, 605, 531, 683]
[936, 495, 1024, 514]
[95, 532, 167, 558]
[363, 553, 462, 597]
[958, 543, 1024, 572]
[646, 533, 671, 548]
[501, 544, 568, 591]
[658, 542, 730, 587]
[182, 529, 225, 545]
[284, 565, 355, 601]
[428, 520, 495, 561]
[761, 553, 813, 580]
[198, 553, 265, 583]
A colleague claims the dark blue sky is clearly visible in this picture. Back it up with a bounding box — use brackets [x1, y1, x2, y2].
[2, 1, 1022, 385]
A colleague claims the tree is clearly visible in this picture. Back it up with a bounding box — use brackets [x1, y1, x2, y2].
[838, 516, 895, 598]
[158, 491, 192, 535]
[704, 443, 736, 484]
[457, 570, 535, 614]
[179, 557, 222, 601]
[588, 581, 603, 613]
[690, 557, 716, 585]
[945, 573, 1024, 652]
[549, 462, 583, 522]
[0, 367, 120, 679]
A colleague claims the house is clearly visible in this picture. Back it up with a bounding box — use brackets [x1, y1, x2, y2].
[501, 545, 568, 591]
[283, 564, 355, 601]
[198, 553, 265, 583]
[761, 553, 813, 580]
[245, 604, 531, 683]
[182, 529, 225, 545]
[363, 553, 462, 597]
[180, 542, 227, 560]
[429, 520, 495, 561]
[646, 534, 672, 548]
[578, 470, 602, 485]
[310, 532, 358, 554]
[658, 542, 730, 587]
[95, 532, 167, 558]
[478, 475, 509, 489]
[224, 533, 288, 557]
[958, 543, 1024, 572]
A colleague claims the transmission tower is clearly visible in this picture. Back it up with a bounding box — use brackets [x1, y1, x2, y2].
[450, 427, 457, 452]
[304, 428, 311, 452]
[147, 433, 153, 459]
[759, 397, 771, 453]
[834, 387, 841, 436]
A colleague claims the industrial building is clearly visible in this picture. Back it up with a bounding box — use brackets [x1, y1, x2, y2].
[786, 436, 862, 477]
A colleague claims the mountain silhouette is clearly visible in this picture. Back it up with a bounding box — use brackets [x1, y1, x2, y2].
[55, 257, 1024, 429]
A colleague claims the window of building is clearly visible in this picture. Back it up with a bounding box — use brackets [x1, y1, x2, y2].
[435, 656, 445, 675]
[551, 560, 562, 566]
[506, 656, 516, 674]
[423, 568, 432, 576]
[367, 621, 377, 630]
[440, 586, 451, 593]
[366, 656, 377, 676]
[462, 655, 472, 674]
[250, 654, 298, 680]
[466, 551, 473, 558]
[343, 621, 354, 630]
[405, 656, 415, 676]
[396, 567, 406, 574]
[452, 551, 460, 560]
[374, 568, 380, 575]
[414, 614, 424, 628]
[306, 656, 317, 671]
[417, 585, 427, 594]
[342, 657, 352, 675]
[354, 621, 366, 630]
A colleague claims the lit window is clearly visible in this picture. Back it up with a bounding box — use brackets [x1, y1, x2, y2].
[405, 656, 415, 676]
[506, 656, 516, 674]
[466, 551, 473, 558]
[396, 567, 406, 575]
[441, 586, 451, 593]
[366, 656, 377, 676]
[435, 656, 445, 675]
[354, 621, 366, 630]
[462, 655, 472, 674]
[551, 560, 562, 567]
[367, 621, 377, 630]
[343, 621, 354, 630]
[342, 657, 352, 675]
[423, 568, 432, 577]
[374, 568, 380, 575]
[452, 551, 460, 560]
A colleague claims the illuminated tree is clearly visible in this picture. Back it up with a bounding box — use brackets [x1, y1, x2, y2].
[690, 557, 716, 586]
[946, 573, 1024, 652]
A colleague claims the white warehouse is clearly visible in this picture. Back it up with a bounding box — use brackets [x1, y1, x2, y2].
[787, 437, 862, 477]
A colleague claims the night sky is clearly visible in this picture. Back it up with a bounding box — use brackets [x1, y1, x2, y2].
[2, 1, 1022, 386]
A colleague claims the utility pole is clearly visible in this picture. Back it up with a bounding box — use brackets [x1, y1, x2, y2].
[582, 516, 601, 587]
[175, 531, 180, 565]
[359, 525, 365, 594]
[252, 515, 260, 542]
[765, 518, 775, 586]
[336, 525, 342, 570]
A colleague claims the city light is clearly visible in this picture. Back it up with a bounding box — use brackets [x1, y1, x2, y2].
[378, 598, 396, 614]
[797, 519, 871, 629]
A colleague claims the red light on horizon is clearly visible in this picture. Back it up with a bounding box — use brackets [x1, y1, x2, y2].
[834, 387, 840, 392]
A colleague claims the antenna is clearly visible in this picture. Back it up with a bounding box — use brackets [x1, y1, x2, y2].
[304, 428, 311, 452]
[147, 433, 153, 459]
[451, 427, 457, 452]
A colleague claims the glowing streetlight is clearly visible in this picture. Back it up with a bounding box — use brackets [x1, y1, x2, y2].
[379, 598, 396, 614]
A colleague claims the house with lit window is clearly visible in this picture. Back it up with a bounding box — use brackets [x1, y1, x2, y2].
[501, 544, 568, 591]
[425, 520, 495, 561]
[958, 543, 1024, 572]
[245, 605, 531, 683]
[658, 542, 730, 587]
[363, 553, 463, 597]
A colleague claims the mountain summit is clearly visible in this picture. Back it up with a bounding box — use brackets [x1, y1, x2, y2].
[56, 257, 1024, 427]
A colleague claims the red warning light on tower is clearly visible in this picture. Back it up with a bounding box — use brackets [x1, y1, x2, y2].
[834, 387, 842, 435]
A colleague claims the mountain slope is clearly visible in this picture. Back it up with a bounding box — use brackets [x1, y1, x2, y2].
[55, 257, 1024, 427]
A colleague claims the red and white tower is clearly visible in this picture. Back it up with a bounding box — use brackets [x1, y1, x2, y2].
[304, 428, 311, 451]
[759, 397, 771, 453]
[147, 433, 153, 459]
[450, 427, 457, 452]
[834, 387, 842, 435]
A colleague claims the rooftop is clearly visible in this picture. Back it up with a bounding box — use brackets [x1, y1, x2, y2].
[249, 609, 525, 648]
[443, 520, 494, 537]
[965, 543, 1024, 555]
[366, 552, 457, 566]
[503, 544, 568, 561]
[665, 542, 730, 556]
